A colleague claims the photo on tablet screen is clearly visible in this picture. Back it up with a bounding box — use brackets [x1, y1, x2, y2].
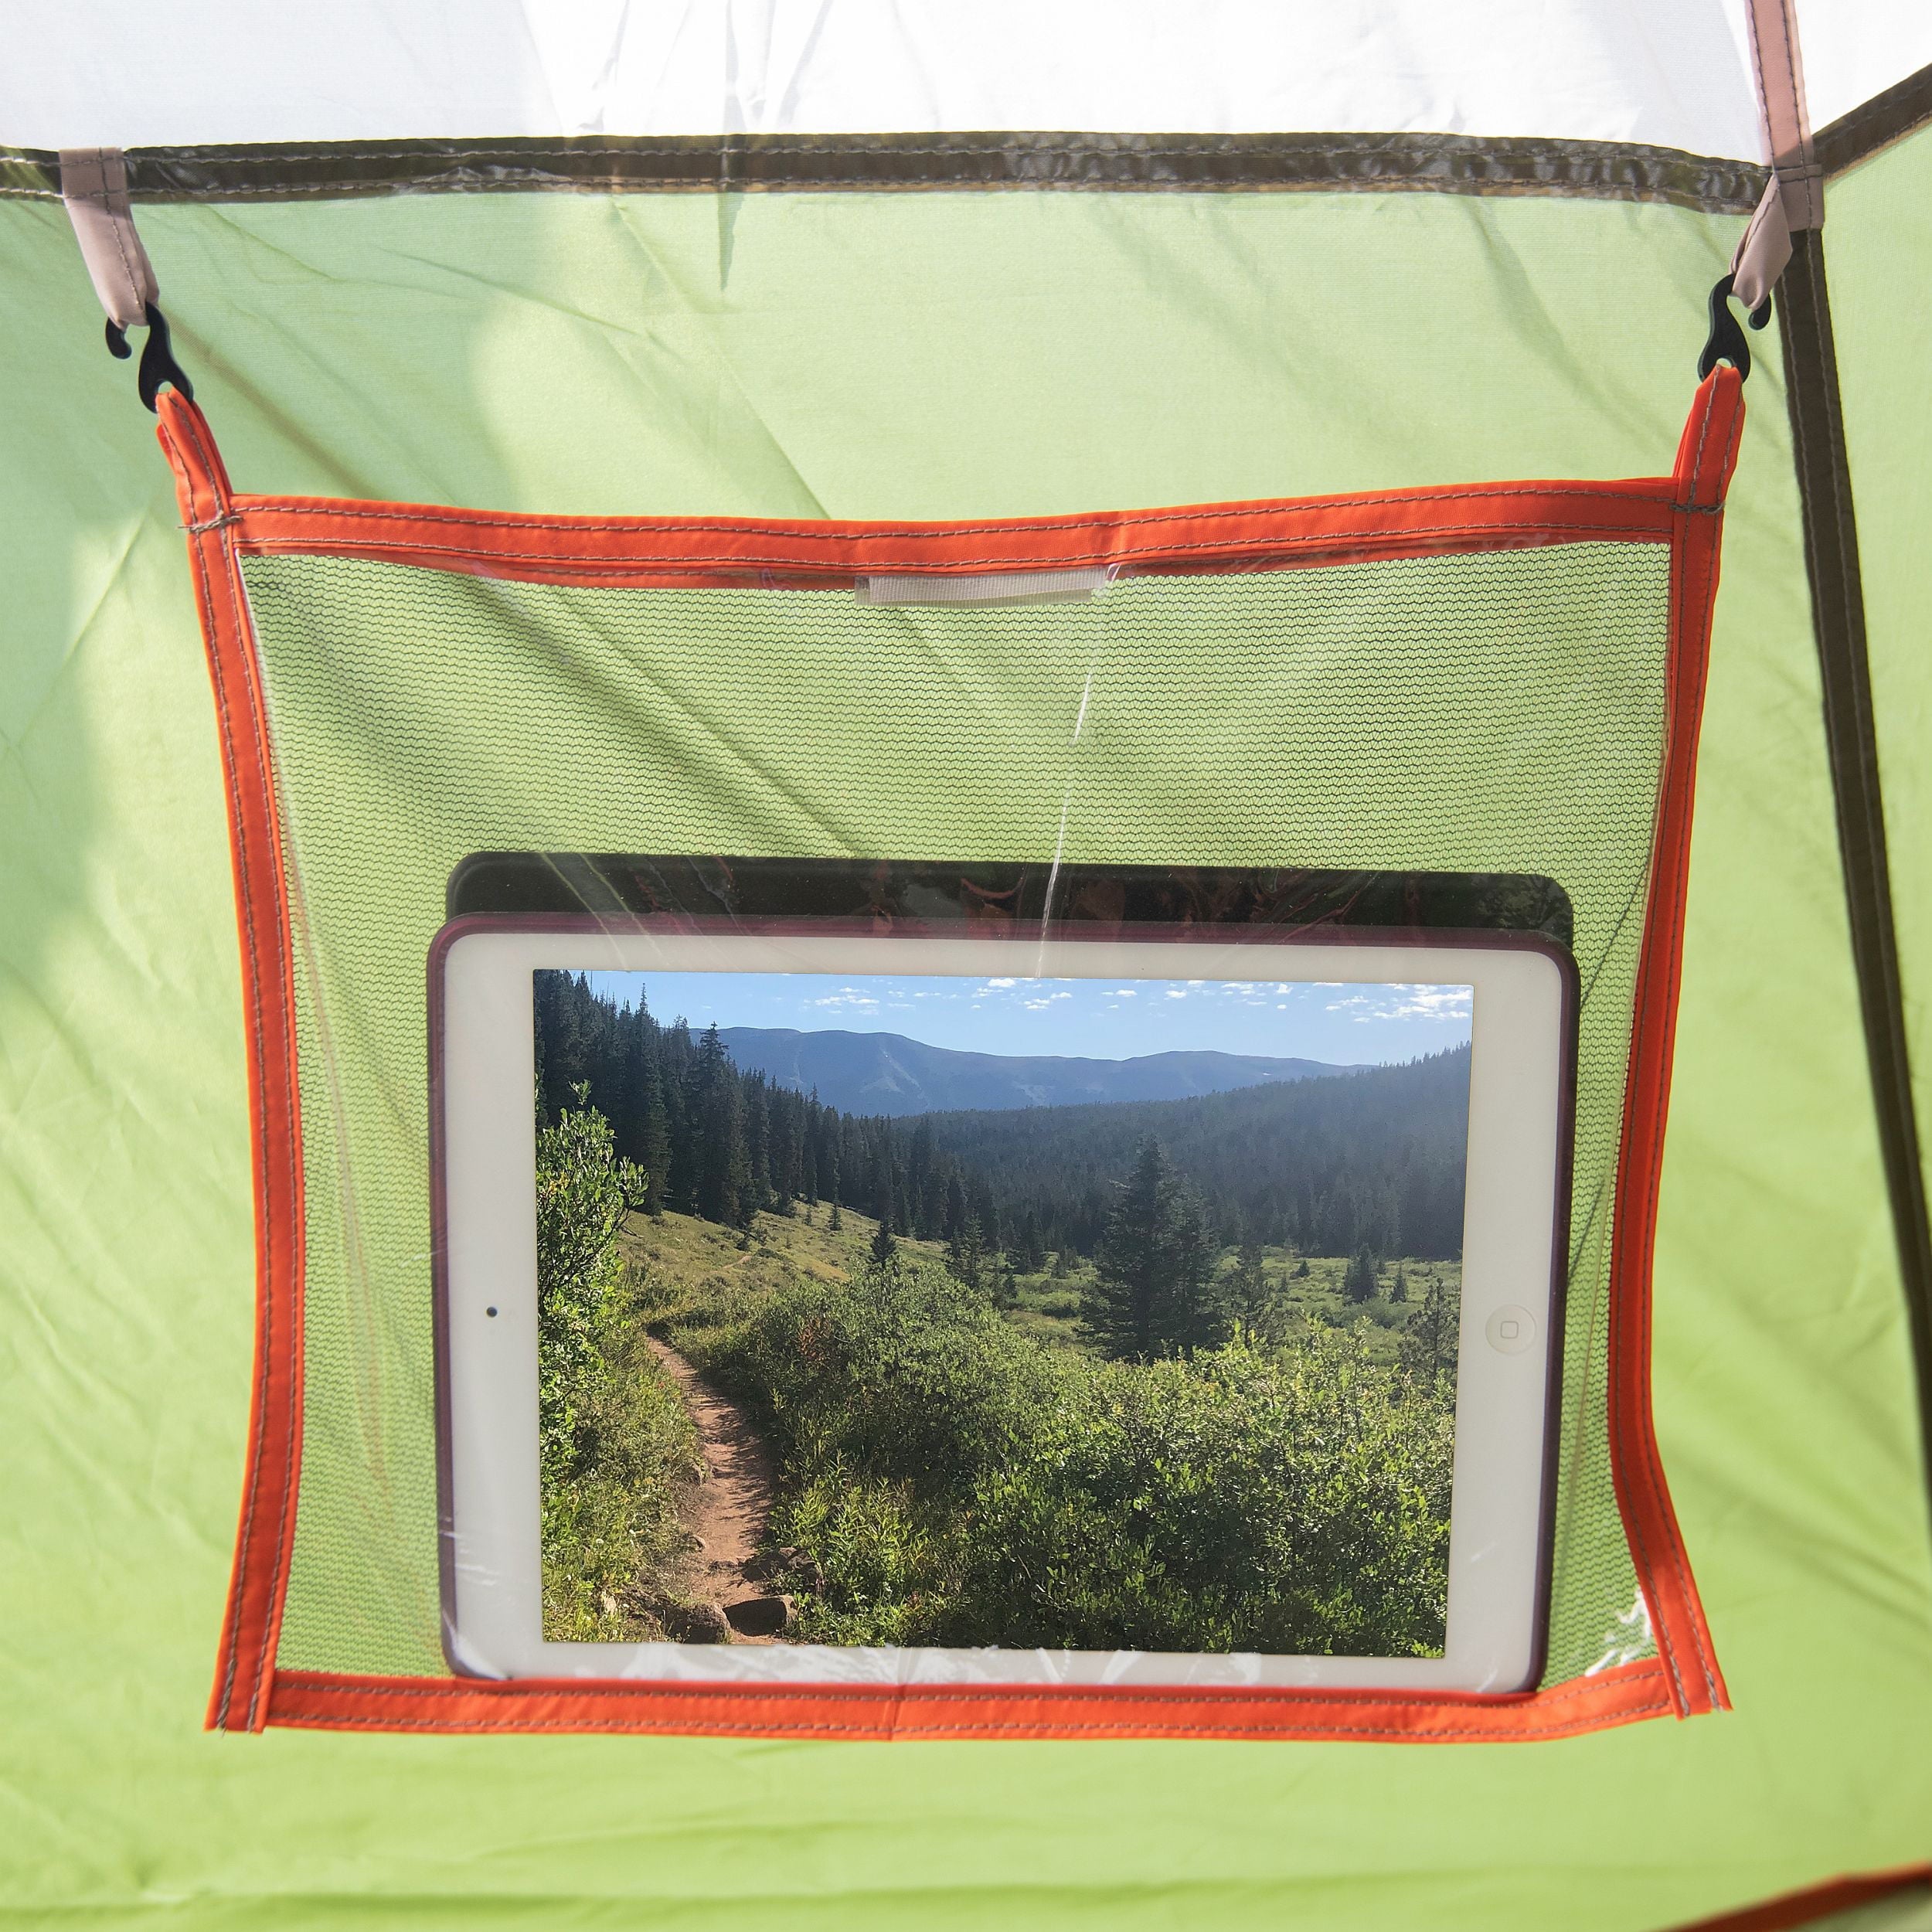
[530, 964, 1472, 1658]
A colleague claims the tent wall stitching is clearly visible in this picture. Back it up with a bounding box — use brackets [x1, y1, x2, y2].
[0, 134, 1771, 214]
[1815, 60, 1932, 177]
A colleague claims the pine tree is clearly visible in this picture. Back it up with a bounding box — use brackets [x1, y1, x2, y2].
[1224, 1236, 1284, 1342]
[771, 1095, 802, 1214]
[1342, 1244, 1380, 1304]
[1083, 1138, 1220, 1360]
[1015, 1209, 1046, 1274]
[906, 1117, 937, 1235]
[1390, 1263, 1409, 1304]
[743, 1077, 772, 1214]
[970, 1177, 998, 1257]
[947, 1214, 988, 1295]
[1400, 1273, 1459, 1387]
[690, 1025, 747, 1226]
[869, 1220, 899, 1273]
[801, 1107, 821, 1209]
[662, 1019, 699, 1212]
[635, 1053, 670, 1217]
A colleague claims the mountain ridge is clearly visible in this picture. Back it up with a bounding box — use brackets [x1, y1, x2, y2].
[715, 1026, 1352, 1117]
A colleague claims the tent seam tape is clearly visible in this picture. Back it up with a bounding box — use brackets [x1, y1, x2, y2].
[1777, 230, 1932, 1528]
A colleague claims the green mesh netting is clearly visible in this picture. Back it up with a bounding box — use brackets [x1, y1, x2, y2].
[239, 540, 1672, 1684]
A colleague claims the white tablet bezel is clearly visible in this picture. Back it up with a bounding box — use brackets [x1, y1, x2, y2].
[432, 919, 1572, 1694]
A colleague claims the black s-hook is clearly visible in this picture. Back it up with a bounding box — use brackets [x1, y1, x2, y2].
[105, 301, 194, 412]
[1698, 274, 1771, 383]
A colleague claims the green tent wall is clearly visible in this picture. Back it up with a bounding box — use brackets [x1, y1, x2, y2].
[4, 14, 1932, 1930]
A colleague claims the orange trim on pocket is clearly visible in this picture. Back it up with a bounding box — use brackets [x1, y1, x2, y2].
[157, 398, 307, 1734]
[158, 379, 1739, 1742]
[1602, 369, 1743, 1717]
[213, 473, 1682, 590]
[267, 1655, 1675, 1742]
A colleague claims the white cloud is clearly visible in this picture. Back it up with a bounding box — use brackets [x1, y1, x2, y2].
[984, 976, 1019, 990]
[1165, 988, 1189, 1000]
[1325, 983, 1473, 1024]
[811, 988, 880, 1012]
[1386, 984, 1474, 1021]
[1112, 988, 1138, 998]
[1022, 990, 1073, 1011]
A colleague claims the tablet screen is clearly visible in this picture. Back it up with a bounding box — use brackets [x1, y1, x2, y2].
[437, 916, 1569, 1692]
[529, 961, 1473, 1661]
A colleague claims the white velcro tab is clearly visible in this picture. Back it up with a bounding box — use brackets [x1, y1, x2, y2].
[856, 568, 1109, 607]
[59, 147, 158, 330]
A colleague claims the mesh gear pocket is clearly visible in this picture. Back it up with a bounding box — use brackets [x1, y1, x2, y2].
[160, 370, 1743, 1740]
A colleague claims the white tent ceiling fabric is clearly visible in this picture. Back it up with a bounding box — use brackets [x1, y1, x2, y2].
[5, 2, 1928, 160]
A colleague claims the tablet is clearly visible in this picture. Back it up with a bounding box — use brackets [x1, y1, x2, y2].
[433, 910, 1572, 1692]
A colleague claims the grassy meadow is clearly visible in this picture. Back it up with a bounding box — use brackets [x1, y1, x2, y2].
[566, 1194, 1461, 1657]
[624, 1203, 1460, 1362]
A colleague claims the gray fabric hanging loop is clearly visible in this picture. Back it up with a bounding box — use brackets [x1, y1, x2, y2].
[58, 147, 158, 330]
[59, 146, 194, 410]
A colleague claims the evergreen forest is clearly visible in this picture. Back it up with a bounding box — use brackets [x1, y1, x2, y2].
[533, 970, 1468, 1273]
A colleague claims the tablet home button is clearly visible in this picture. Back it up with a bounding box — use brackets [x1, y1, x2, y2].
[1485, 1305, 1536, 1355]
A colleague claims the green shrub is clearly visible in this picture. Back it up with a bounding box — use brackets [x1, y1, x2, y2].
[540, 1264, 702, 1641]
[957, 1331, 1451, 1655]
[672, 1253, 1063, 1493]
[772, 1470, 952, 1646]
[671, 1250, 1452, 1656]
[536, 1094, 696, 1641]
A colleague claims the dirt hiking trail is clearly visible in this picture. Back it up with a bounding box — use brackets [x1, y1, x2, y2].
[645, 1335, 791, 1641]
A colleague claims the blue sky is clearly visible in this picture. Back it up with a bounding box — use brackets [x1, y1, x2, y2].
[583, 970, 1471, 1066]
